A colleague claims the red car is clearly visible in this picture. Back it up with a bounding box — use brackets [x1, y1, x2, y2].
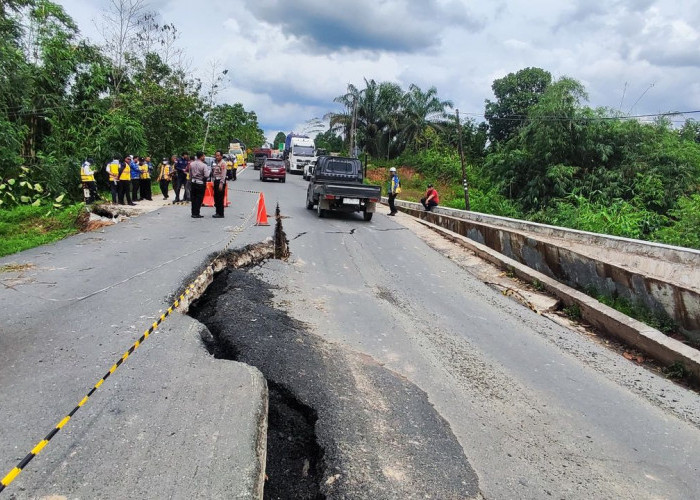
[260, 158, 286, 182]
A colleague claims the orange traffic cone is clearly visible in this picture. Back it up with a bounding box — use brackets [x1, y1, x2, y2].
[224, 183, 230, 206]
[255, 192, 269, 226]
[202, 181, 214, 207]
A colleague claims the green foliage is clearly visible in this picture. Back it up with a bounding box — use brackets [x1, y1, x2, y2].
[0, 202, 84, 257]
[0, 0, 267, 211]
[484, 67, 552, 144]
[95, 110, 147, 159]
[653, 195, 700, 248]
[663, 362, 688, 380]
[328, 80, 453, 160]
[533, 194, 667, 239]
[205, 103, 265, 154]
[588, 286, 679, 335]
[273, 131, 286, 150]
[0, 166, 67, 208]
[564, 302, 582, 320]
[315, 130, 344, 152]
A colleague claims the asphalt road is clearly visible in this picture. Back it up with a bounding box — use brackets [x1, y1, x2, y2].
[1, 166, 700, 499]
[239, 169, 700, 499]
[0, 180, 270, 498]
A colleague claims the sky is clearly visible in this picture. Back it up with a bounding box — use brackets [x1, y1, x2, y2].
[58, 0, 700, 143]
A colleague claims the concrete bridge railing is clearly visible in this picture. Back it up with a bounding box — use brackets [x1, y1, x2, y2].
[391, 199, 700, 344]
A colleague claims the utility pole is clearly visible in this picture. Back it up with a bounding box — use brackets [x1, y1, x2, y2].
[456, 109, 470, 211]
[349, 99, 358, 158]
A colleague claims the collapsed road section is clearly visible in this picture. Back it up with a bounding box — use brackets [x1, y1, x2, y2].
[189, 266, 480, 499]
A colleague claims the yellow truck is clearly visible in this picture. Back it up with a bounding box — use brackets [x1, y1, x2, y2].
[228, 142, 246, 167]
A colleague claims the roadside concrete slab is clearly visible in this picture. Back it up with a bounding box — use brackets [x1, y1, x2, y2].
[0, 193, 270, 498]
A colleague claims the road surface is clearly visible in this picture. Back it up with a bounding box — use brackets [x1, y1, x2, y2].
[1, 166, 699, 498]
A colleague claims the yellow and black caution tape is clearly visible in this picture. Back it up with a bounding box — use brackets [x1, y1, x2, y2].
[0, 285, 194, 493]
[228, 188, 265, 195]
[0, 198, 260, 494]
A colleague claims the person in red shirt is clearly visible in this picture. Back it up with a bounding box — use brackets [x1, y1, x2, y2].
[421, 183, 439, 211]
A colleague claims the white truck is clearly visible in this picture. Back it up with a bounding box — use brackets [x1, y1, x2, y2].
[284, 134, 316, 175]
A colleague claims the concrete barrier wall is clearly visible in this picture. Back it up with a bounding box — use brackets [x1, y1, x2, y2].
[392, 200, 700, 342]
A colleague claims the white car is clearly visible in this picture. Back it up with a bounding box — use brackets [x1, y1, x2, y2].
[303, 158, 317, 180]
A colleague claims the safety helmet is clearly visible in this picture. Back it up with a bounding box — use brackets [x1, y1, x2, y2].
[389, 167, 397, 172]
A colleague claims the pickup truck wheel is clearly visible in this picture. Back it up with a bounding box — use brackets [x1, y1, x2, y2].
[306, 197, 314, 209]
[363, 210, 373, 221]
[317, 202, 326, 218]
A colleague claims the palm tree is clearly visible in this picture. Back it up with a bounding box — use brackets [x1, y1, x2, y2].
[358, 79, 403, 158]
[325, 83, 362, 151]
[396, 84, 453, 152]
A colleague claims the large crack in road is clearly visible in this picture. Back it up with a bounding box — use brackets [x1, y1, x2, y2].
[189, 265, 480, 499]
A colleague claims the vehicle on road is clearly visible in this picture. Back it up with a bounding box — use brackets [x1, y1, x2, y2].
[302, 157, 317, 180]
[305, 156, 380, 221]
[253, 148, 272, 170]
[228, 142, 246, 167]
[253, 152, 268, 170]
[284, 133, 316, 175]
[260, 157, 286, 182]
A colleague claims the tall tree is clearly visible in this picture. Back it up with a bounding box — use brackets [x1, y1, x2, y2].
[397, 84, 453, 153]
[484, 67, 552, 145]
[273, 131, 286, 150]
[206, 103, 265, 153]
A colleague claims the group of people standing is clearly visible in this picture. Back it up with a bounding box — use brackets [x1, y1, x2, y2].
[102, 155, 154, 205]
[80, 151, 238, 211]
[155, 152, 238, 205]
[387, 167, 439, 215]
[187, 150, 228, 219]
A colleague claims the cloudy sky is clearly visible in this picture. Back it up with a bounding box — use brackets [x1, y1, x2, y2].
[58, 0, 700, 142]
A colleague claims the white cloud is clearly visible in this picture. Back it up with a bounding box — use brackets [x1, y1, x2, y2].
[57, 0, 700, 135]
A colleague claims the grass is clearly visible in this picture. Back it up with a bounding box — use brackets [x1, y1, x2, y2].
[0, 203, 85, 257]
[585, 287, 679, 336]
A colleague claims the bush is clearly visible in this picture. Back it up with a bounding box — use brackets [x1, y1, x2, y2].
[653, 194, 700, 249]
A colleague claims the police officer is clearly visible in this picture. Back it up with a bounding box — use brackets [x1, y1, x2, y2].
[130, 155, 142, 201]
[174, 152, 189, 203]
[212, 150, 227, 218]
[189, 152, 209, 218]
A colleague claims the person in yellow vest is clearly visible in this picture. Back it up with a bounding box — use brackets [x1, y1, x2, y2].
[138, 157, 152, 201]
[80, 158, 97, 204]
[157, 157, 172, 200]
[105, 156, 121, 203]
[226, 155, 237, 181]
[118, 154, 135, 205]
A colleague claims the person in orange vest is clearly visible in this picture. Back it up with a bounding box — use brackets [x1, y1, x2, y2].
[105, 156, 120, 203]
[420, 183, 439, 211]
[118, 155, 135, 205]
[80, 158, 97, 204]
[157, 157, 172, 200]
[138, 157, 152, 201]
